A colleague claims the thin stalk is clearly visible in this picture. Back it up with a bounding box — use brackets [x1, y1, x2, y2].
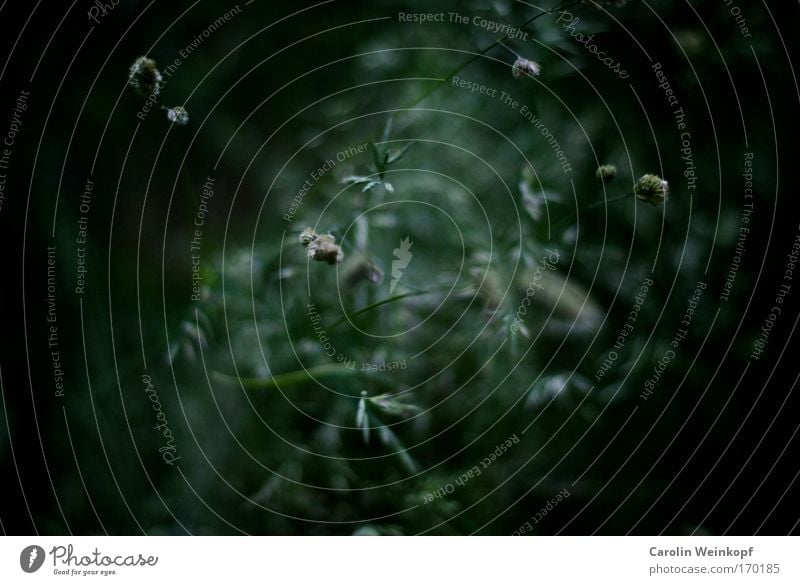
[550, 191, 632, 234]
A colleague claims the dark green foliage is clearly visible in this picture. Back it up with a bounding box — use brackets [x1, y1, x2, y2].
[5, 0, 799, 536]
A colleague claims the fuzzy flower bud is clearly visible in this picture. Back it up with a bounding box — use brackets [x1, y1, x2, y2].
[128, 56, 162, 96]
[595, 164, 617, 183]
[634, 174, 669, 206]
[512, 57, 541, 79]
[579, 0, 630, 8]
[165, 106, 189, 125]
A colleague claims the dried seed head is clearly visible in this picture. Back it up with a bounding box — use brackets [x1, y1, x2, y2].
[307, 234, 344, 264]
[595, 164, 617, 183]
[165, 106, 189, 125]
[128, 56, 162, 96]
[579, 0, 630, 8]
[512, 57, 541, 79]
[634, 174, 669, 206]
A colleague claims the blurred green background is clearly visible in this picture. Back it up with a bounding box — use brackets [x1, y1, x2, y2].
[2, 0, 799, 535]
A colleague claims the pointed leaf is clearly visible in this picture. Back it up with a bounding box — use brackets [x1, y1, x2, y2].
[343, 175, 373, 185]
[356, 397, 370, 444]
[368, 393, 420, 417]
